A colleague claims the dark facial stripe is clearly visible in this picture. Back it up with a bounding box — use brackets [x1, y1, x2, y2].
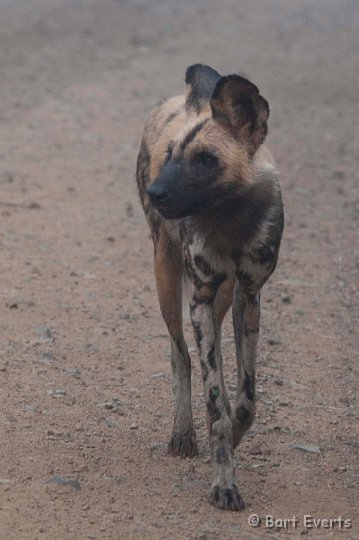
[179, 119, 208, 153]
[164, 110, 180, 126]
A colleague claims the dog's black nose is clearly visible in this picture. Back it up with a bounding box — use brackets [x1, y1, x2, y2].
[147, 184, 169, 204]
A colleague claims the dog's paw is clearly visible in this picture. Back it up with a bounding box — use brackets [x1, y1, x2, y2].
[168, 429, 198, 458]
[209, 484, 245, 511]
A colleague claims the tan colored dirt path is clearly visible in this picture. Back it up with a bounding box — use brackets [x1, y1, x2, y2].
[0, 1, 357, 538]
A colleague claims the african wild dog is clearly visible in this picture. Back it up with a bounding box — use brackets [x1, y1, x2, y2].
[136, 64, 284, 510]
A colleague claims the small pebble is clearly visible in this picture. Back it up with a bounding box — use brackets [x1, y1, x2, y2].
[23, 404, 38, 413]
[43, 352, 55, 361]
[150, 442, 167, 454]
[103, 417, 115, 428]
[35, 325, 53, 341]
[151, 372, 165, 379]
[267, 337, 281, 346]
[85, 344, 99, 353]
[63, 369, 81, 378]
[48, 389, 67, 397]
[27, 201, 41, 209]
[130, 422, 138, 430]
[250, 444, 262, 455]
[291, 443, 321, 455]
[47, 477, 81, 490]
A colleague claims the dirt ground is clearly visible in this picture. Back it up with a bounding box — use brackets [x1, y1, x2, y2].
[0, 1, 358, 539]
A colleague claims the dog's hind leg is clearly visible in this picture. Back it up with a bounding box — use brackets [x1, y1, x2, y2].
[232, 281, 259, 447]
[154, 229, 197, 458]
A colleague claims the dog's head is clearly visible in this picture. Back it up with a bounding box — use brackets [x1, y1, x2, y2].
[147, 64, 269, 219]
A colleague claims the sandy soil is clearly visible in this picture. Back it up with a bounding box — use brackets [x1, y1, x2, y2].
[0, 1, 358, 538]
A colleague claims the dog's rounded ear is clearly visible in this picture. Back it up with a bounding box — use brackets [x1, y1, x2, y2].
[185, 64, 221, 113]
[210, 75, 269, 154]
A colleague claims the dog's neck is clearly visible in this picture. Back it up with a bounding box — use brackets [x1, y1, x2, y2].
[186, 171, 282, 257]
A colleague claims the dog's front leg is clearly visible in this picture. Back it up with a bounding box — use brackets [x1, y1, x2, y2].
[190, 285, 245, 511]
[154, 231, 197, 458]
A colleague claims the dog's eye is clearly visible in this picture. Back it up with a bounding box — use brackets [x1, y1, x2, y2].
[196, 151, 218, 166]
